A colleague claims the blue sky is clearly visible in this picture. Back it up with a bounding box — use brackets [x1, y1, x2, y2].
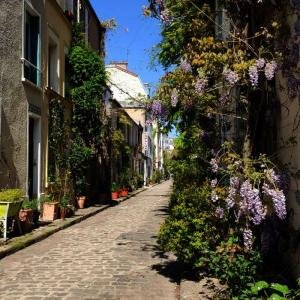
[90, 0, 165, 95]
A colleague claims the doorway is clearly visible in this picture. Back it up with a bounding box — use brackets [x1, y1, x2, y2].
[28, 115, 41, 199]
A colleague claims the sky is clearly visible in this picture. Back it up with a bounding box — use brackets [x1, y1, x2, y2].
[90, 0, 165, 95]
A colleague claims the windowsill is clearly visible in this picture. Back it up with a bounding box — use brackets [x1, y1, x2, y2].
[22, 78, 42, 93]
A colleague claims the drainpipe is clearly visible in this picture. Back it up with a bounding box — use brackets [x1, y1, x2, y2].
[77, 0, 80, 23]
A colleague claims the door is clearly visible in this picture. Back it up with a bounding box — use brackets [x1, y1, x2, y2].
[28, 116, 41, 199]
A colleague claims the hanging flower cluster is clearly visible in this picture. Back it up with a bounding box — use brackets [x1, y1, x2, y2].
[208, 143, 288, 250]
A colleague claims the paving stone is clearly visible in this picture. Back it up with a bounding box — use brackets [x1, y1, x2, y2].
[0, 181, 178, 299]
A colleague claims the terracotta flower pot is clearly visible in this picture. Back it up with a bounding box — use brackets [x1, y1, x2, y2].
[42, 202, 59, 221]
[60, 207, 67, 220]
[19, 209, 33, 233]
[77, 196, 86, 209]
[120, 189, 128, 197]
[111, 191, 118, 200]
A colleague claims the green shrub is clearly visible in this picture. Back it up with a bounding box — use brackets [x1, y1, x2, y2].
[111, 182, 119, 192]
[60, 195, 69, 208]
[0, 189, 24, 202]
[151, 170, 164, 183]
[234, 280, 299, 299]
[208, 237, 262, 295]
[22, 198, 38, 210]
[158, 184, 261, 296]
[158, 185, 220, 268]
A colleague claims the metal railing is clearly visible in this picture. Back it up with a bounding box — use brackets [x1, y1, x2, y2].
[21, 58, 42, 87]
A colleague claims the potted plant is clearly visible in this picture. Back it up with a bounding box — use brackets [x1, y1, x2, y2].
[31, 198, 40, 228]
[76, 179, 87, 209]
[120, 171, 130, 197]
[0, 189, 24, 240]
[59, 195, 69, 219]
[111, 182, 119, 200]
[19, 198, 35, 233]
[40, 194, 59, 222]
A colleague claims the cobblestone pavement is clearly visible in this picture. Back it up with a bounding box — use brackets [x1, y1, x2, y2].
[0, 181, 179, 300]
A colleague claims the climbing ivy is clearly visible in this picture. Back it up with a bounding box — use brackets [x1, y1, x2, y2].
[68, 23, 108, 196]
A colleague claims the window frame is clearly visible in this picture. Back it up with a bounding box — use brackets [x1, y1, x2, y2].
[22, 0, 42, 87]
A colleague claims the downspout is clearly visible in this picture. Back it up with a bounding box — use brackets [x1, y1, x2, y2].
[77, 0, 80, 23]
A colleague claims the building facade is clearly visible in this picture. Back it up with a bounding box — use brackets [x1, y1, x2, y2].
[0, 0, 104, 199]
[106, 62, 155, 184]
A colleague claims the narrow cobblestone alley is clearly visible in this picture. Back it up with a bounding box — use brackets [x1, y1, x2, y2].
[0, 181, 179, 300]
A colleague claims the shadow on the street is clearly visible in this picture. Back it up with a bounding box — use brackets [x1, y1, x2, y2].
[151, 260, 185, 284]
[151, 206, 169, 216]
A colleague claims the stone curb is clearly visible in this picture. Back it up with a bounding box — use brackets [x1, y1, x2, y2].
[0, 185, 149, 260]
[179, 278, 229, 299]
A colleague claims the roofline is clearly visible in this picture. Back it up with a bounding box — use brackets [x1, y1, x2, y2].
[84, 0, 106, 32]
[106, 65, 138, 78]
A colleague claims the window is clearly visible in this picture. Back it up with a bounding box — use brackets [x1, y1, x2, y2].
[48, 30, 59, 92]
[23, 6, 41, 86]
[64, 0, 74, 14]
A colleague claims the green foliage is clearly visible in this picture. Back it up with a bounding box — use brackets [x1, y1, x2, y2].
[111, 182, 119, 192]
[158, 185, 219, 267]
[208, 237, 262, 294]
[68, 23, 108, 196]
[151, 170, 164, 184]
[60, 195, 69, 208]
[48, 98, 70, 184]
[0, 189, 24, 202]
[22, 198, 38, 210]
[39, 194, 56, 204]
[120, 169, 131, 188]
[235, 280, 299, 299]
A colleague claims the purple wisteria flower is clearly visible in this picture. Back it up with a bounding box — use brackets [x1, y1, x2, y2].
[145, 119, 153, 126]
[211, 191, 219, 202]
[180, 58, 192, 73]
[151, 101, 163, 116]
[223, 69, 239, 86]
[262, 183, 287, 219]
[215, 207, 224, 219]
[240, 180, 266, 225]
[195, 77, 208, 95]
[154, 0, 163, 5]
[249, 65, 259, 86]
[210, 158, 218, 173]
[171, 89, 178, 107]
[225, 177, 239, 208]
[219, 90, 230, 106]
[243, 228, 253, 250]
[265, 61, 277, 80]
[256, 58, 265, 69]
[265, 168, 280, 184]
[211, 179, 218, 188]
[277, 172, 291, 195]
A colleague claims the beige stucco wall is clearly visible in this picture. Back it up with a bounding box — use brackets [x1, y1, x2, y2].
[277, 72, 300, 278]
[0, 0, 46, 192]
[0, 0, 72, 195]
[277, 10, 300, 278]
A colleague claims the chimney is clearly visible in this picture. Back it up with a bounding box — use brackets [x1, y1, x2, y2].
[110, 61, 128, 70]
